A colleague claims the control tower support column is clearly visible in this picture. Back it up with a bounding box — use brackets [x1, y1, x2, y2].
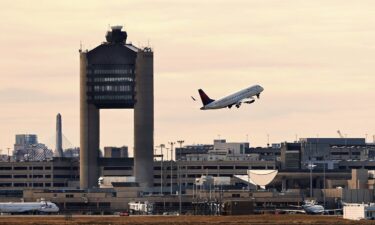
[134, 48, 154, 188]
[80, 51, 100, 189]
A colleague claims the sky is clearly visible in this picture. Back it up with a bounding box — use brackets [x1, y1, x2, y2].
[0, 0, 374, 156]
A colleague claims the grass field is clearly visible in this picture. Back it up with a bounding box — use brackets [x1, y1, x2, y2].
[0, 215, 374, 225]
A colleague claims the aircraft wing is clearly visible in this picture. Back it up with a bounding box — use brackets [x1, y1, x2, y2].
[276, 209, 306, 214]
[324, 209, 343, 214]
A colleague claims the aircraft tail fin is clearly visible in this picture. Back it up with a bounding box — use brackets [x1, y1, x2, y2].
[198, 89, 215, 106]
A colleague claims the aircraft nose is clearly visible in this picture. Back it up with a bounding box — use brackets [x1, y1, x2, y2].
[259, 86, 264, 92]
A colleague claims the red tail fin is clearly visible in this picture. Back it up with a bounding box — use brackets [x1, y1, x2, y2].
[198, 89, 214, 106]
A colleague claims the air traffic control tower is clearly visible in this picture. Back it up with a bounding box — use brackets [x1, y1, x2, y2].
[80, 26, 154, 189]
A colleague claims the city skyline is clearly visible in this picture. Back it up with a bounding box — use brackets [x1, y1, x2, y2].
[0, 0, 375, 155]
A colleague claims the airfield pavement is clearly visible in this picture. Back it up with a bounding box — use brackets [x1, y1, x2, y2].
[0, 215, 374, 225]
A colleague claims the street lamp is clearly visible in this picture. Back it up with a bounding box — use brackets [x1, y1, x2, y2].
[156, 144, 166, 196]
[307, 162, 316, 198]
[168, 142, 175, 195]
[7, 148, 10, 162]
[156, 144, 165, 160]
[176, 140, 184, 215]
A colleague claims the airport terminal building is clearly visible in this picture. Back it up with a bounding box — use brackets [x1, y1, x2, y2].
[0, 137, 374, 213]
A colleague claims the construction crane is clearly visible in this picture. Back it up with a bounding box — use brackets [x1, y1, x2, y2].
[337, 130, 344, 138]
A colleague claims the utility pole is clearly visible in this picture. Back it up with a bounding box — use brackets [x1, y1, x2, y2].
[168, 142, 175, 195]
[177, 140, 184, 215]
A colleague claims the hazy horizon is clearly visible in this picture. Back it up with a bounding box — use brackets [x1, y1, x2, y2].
[0, 0, 374, 156]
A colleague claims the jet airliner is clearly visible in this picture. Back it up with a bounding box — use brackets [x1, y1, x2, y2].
[0, 201, 59, 213]
[198, 85, 264, 110]
[277, 200, 325, 215]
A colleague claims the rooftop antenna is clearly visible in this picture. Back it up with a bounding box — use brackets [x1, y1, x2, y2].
[267, 134, 270, 147]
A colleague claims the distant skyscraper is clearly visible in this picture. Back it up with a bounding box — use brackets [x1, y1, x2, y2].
[15, 134, 38, 147]
[14, 134, 37, 159]
[55, 113, 64, 157]
[13, 134, 53, 161]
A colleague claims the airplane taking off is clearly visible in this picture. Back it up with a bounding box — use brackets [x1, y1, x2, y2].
[198, 85, 264, 110]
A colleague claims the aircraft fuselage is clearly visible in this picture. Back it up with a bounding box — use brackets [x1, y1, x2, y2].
[200, 85, 264, 110]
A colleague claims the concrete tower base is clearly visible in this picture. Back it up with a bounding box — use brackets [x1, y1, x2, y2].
[134, 49, 154, 188]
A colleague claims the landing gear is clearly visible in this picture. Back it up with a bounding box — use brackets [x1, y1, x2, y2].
[228, 105, 232, 109]
[256, 94, 260, 99]
[236, 105, 240, 108]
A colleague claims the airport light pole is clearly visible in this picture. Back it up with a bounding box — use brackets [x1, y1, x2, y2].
[156, 144, 165, 191]
[307, 162, 316, 198]
[248, 162, 251, 192]
[7, 148, 10, 162]
[323, 161, 326, 208]
[168, 142, 175, 195]
[157, 144, 165, 196]
[177, 140, 184, 215]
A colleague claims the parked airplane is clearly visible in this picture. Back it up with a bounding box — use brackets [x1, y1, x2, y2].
[0, 201, 59, 213]
[302, 201, 325, 214]
[197, 85, 264, 110]
[278, 200, 325, 215]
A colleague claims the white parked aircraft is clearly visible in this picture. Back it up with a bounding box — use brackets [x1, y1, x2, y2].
[278, 200, 325, 215]
[197, 85, 264, 110]
[0, 201, 59, 213]
[302, 201, 325, 214]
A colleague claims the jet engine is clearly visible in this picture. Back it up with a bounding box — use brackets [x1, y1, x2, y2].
[244, 99, 255, 104]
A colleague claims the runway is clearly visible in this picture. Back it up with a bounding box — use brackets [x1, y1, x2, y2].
[0, 215, 373, 225]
